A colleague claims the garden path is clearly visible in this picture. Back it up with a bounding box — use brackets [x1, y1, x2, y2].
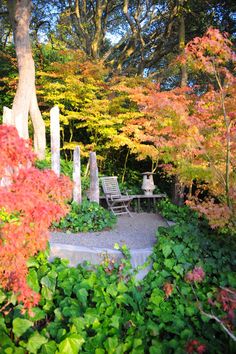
[49, 213, 168, 278]
[50, 212, 167, 249]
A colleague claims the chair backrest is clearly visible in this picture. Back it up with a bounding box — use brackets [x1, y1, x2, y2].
[101, 176, 121, 197]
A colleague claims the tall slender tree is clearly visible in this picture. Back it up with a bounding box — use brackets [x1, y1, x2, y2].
[172, 0, 188, 205]
[178, 0, 187, 87]
[7, 0, 45, 159]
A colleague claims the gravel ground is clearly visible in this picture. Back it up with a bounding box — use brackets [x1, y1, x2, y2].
[50, 212, 168, 250]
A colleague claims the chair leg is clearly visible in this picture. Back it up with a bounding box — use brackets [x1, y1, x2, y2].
[126, 207, 132, 217]
[123, 202, 132, 217]
[108, 202, 132, 216]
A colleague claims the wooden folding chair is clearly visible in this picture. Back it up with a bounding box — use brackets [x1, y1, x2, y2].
[101, 176, 133, 216]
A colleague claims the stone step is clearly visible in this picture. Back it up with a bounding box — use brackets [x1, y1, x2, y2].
[50, 243, 153, 280]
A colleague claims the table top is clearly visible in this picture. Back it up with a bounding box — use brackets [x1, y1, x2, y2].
[131, 194, 166, 198]
[100, 193, 166, 199]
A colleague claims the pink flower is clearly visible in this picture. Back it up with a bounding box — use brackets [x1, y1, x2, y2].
[186, 340, 206, 353]
[197, 344, 207, 354]
[185, 266, 205, 283]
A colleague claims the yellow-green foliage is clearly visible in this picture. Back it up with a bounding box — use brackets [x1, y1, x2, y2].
[37, 50, 141, 161]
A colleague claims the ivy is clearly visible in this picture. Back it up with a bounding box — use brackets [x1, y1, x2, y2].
[0, 205, 235, 352]
[53, 200, 117, 232]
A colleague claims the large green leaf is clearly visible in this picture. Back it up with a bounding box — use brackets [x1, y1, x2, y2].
[30, 307, 46, 322]
[172, 244, 185, 258]
[162, 244, 172, 258]
[27, 269, 40, 292]
[75, 288, 88, 307]
[42, 286, 54, 301]
[84, 309, 100, 327]
[117, 282, 128, 293]
[116, 294, 137, 311]
[106, 283, 118, 297]
[40, 340, 57, 354]
[71, 317, 85, 333]
[0, 331, 14, 348]
[110, 315, 120, 329]
[164, 259, 175, 270]
[27, 257, 40, 268]
[95, 349, 105, 354]
[0, 316, 7, 332]
[104, 336, 118, 353]
[173, 265, 184, 276]
[0, 289, 7, 304]
[3, 346, 25, 354]
[12, 318, 33, 338]
[58, 334, 85, 354]
[41, 270, 58, 291]
[47, 322, 62, 339]
[26, 331, 48, 353]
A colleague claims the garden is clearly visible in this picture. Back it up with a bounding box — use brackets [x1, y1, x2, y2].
[0, 0, 236, 353]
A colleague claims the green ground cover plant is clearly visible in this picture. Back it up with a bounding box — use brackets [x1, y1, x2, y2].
[157, 199, 199, 223]
[147, 202, 236, 352]
[52, 200, 117, 233]
[0, 203, 235, 353]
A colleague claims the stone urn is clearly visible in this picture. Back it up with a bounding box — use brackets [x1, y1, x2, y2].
[141, 172, 155, 196]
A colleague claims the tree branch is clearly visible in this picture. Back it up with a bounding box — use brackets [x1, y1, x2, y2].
[198, 305, 236, 342]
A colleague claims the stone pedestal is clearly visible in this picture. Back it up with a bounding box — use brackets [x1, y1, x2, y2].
[141, 172, 155, 195]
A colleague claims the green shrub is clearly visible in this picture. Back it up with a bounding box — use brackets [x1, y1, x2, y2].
[0, 203, 235, 353]
[53, 200, 117, 232]
[157, 198, 198, 223]
[142, 202, 236, 353]
[0, 247, 140, 354]
[35, 157, 51, 170]
[35, 157, 73, 179]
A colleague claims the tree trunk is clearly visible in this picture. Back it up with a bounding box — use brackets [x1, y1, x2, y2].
[91, 0, 108, 59]
[30, 86, 46, 159]
[7, 0, 46, 159]
[172, 175, 185, 206]
[3, 106, 13, 125]
[178, 0, 188, 87]
[172, 0, 188, 206]
[73, 146, 82, 204]
[50, 106, 60, 177]
[89, 152, 99, 204]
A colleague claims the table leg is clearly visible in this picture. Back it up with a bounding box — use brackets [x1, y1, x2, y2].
[148, 198, 151, 212]
[138, 198, 141, 212]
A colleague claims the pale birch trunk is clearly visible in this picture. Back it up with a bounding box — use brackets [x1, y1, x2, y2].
[89, 152, 99, 204]
[3, 107, 13, 125]
[50, 106, 60, 177]
[73, 146, 82, 204]
[7, 0, 46, 159]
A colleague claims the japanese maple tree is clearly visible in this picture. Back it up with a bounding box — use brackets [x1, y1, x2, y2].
[120, 28, 236, 231]
[0, 125, 72, 310]
[184, 28, 236, 230]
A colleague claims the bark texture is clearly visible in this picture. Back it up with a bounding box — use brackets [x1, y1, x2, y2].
[50, 106, 60, 177]
[89, 152, 99, 204]
[7, 0, 46, 159]
[73, 146, 82, 204]
[178, 0, 188, 87]
[172, 0, 187, 205]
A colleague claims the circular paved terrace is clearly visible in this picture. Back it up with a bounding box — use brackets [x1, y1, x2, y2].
[49, 213, 168, 278]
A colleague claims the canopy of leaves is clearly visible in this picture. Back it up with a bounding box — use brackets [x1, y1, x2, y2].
[119, 28, 236, 231]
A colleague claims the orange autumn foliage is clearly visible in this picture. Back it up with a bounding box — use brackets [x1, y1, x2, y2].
[121, 28, 236, 232]
[163, 282, 174, 298]
[0, 125, 72, 309]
